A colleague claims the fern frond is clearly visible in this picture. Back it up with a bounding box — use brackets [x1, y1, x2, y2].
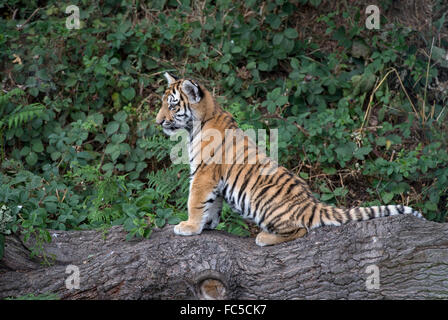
[140, 134, 178, 162]
[147, 164, 189, 201]
[5, 103, 45, 129]
[0, 88, 26, 107]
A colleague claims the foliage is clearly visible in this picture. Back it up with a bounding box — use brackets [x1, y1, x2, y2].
[4, 292, 60, 300]
[0, 0, 447, 260]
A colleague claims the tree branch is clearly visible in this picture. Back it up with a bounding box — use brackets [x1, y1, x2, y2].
[0, 215, 447, 300]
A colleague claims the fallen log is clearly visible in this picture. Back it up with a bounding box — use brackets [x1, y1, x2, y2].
[0, 215, 447, 300]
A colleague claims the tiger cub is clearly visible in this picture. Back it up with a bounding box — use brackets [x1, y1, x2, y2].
[156, 72, 424, 246]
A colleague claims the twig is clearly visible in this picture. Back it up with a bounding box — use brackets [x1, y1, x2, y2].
[422, 37, 435, 125]
[360, 67, 420, 134]
[436, 105, 446, 122]
[16, 8, 40, 30]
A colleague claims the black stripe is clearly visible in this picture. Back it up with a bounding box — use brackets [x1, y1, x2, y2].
[269, 197, 307, 228]
[222, 184, 229, 199]
[225, 162, 237, 182]
[257, 172, 292, 219]
[253, 182, 279, 220]
[236, 165, 258, 205]
[322, 207, 331, 222]
[210, 139, 225, 163]
[254, 185, 279, 224]
[285, 181, 300, 195]
[186, 104, 192, 116]
[366, 207, 374, 219]
[333, 209, 343, 224]
[256, 167, 281, 189]
[294, 201, 312, 220]
[249, 170, 265, 193]
[269, 207, 293, 230]
[190, 162, 204, 177]
[354, 207, 362, 220]
[264, 183, 303, 221]
[221, 116, 234, 129]
[304, 204, 315, 228]
[228, 165, 247, 201]
[344, 209, 351, 222]
[240, 192, 247, 216]
[247, 168, 277, 218]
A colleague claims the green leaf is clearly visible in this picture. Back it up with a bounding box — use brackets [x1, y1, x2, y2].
[321, 193, 334, 201]
[231, 46, 242, 54]
[109, 57, 119, 65]
[26, 152, 38, 166]
[376, 136, 387, 146]
[275, 96, 288, 106]
[113, 111, 128, 123]
[120, 122, 130, 134]
[121, 87, 135, 101]
[354, 146, 372, 160]
[111, 134, 127, 144]
[51, 151, 61, 161]
[267, 102, 276, 114]
[284, 28, 298, 39]
[106, 121, 120, 135]
[105, 144, 119, 154]
[425, 202, 438, 211]
[111, 150, 120, 161]
[273, 34, 283, 46]
[36, 69, 50, 81]
[335, 142, 356, 160]
[299, 172, 309, 179]
[20, 146, 31, 157]
[119, 143, 131, 154]
[266, 14, 281, 29]
[167, 216, 181, 225]
[322, 167, 337, 175]
[386, 134, 402, 145]
[290, 58, 300, 69]
[31, 139, 44, 153]
[125, 161, 136, 171]
[155, 218, 166, 228]
[381, 192, 394, 204]
[247, 61, 256, 69]
[102, 162, 114, 172]
[432, 46, 448, 68]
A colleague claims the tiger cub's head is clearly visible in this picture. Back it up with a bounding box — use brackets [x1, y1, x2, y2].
[156, 72, 209, 136]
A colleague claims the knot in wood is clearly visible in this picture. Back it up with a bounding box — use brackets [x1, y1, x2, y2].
[194, 269, 227, 300]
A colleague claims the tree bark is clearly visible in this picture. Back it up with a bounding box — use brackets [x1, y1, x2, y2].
[0, 215, 447, 300]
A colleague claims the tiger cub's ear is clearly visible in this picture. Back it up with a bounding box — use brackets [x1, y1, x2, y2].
[164, 72, 178, 85]
[182, 79, 203, 104]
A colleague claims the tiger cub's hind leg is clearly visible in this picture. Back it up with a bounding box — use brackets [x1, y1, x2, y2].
[255, 228, 307, 247]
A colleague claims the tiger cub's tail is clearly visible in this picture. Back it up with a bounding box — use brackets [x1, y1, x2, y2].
[311, 204, 424, 230]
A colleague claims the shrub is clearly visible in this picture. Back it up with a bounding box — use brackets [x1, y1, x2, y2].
[0, 1, 446, 259]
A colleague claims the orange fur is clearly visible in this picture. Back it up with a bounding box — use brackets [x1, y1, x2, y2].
[156, 73, 424, 246]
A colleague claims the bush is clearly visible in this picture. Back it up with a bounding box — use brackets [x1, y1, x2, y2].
[0, 0, 447, 258]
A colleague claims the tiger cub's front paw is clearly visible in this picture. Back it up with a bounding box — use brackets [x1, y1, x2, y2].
[173, 221, 202, 236]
